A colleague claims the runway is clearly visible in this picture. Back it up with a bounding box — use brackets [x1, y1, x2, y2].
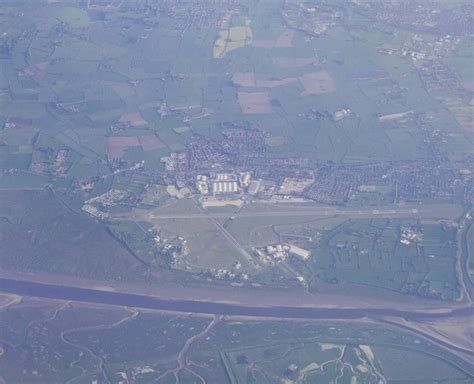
[150, 207, 423, 219]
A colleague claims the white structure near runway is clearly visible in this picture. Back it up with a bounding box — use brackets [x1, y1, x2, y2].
[212, 180, 239, 194]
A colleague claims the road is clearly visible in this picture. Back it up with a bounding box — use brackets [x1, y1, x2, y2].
[190, 196, 257, 266]
[460, 208, 474, 302]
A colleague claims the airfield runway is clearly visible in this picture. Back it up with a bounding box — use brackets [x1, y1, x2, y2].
[149, 206, 423, 219]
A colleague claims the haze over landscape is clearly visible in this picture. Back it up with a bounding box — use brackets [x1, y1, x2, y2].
[0, 0, 473, 383]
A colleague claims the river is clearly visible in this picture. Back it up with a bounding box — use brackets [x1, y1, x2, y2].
[1, 277, 472, 321]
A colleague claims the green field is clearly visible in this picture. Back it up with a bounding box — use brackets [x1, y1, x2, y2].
[1, 296, 472, 383]
[0, 188, 149, 282]
[303, 218, 461, 300]
[1, 0, 472, 191]
[0, 1, 473, 380]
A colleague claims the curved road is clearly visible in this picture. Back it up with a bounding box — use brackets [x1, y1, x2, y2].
[460, 211, 474, 301]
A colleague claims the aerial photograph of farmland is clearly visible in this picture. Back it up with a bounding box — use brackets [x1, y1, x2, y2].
[0, 0, 473, 383]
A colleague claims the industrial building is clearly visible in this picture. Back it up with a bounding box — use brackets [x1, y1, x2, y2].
[288, 245, 311, 260]
[212, 181, 239, 194]
[247, 180, 261, 195]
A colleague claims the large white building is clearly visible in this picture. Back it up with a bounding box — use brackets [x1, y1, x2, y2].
[212, 181, 239, 194]
[289, 245, 311, 260]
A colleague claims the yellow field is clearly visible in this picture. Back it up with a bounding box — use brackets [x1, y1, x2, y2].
[445, 98, 473, 132]
[213, 19, 253, 59]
